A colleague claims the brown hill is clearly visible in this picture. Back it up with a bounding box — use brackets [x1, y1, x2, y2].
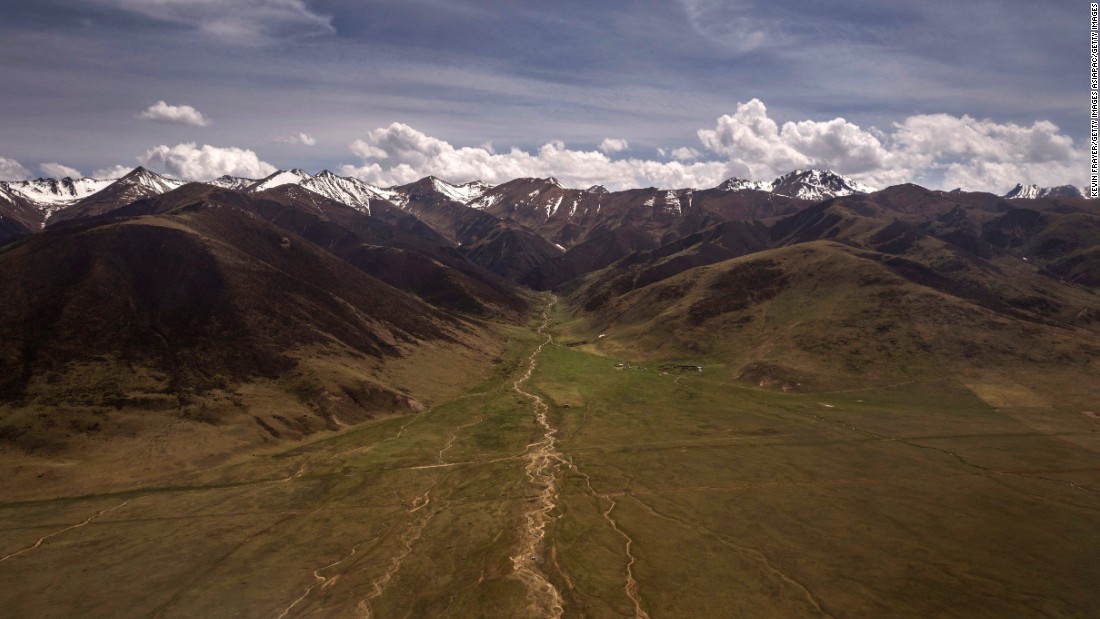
[766, 185, 1100, 322]
[565, 220, 771, 309]
[101, 182, 533, 320]
[0, 204, 508, 492]
[566, 241, 1100, 402]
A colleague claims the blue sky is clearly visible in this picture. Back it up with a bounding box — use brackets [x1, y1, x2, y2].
[0, 0, 1085, 192]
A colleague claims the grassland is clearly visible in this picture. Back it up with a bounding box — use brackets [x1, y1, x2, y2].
[1, 302, 1099, 617]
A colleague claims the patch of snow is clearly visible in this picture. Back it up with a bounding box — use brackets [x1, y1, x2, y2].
[208, 175, 254, 190]
[547, 196, 563, 218]
[553, 243, 566, 251]
[469, 194, 502, 210]
[663, 190, 681, 214]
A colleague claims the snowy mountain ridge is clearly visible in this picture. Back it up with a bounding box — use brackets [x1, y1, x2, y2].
[719, 169, 876, 200]
[0, 177, 115, 213]
[1003, 183, 1086, 199]
[429, 177, 493, 204]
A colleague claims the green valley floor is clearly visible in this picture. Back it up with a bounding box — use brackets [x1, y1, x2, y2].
[1, 302, 1099, 618]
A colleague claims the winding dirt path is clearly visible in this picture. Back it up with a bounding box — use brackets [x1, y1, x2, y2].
[275, 543, 362, 619]
[0, 499, 132, 563]
[510, 299, 566, 618]
[438, 416, 486, 464]
[572, 465, 649, 618]
[357, 488, 444, 619]
[627, 491, 834, 618]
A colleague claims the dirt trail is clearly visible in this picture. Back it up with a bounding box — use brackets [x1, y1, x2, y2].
[275, 543, 362, 619]
[510, 299, 566, 619]
[627, 492, 833, 618]
[0, 499, 132, 563]
[572, 465, 649, 618]
[438, 415, 486, 464]
[358, 489, 442, 619]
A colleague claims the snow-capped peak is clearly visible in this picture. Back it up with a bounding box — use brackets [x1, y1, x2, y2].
[1003, 183, 1085, 199]
[247, 169, 314, 193]
[717, 178, 771, 192]
[715, 169, 872, 200]
[117, 166, 186, 194]
[586, 185, 610, 194]
[770, 169, 875, 200]
[298, 171, 398, 213]
[429, 177, 492, 203]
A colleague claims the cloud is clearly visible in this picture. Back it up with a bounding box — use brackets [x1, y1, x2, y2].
[679, 0, 775, 53]
[698, 99, 815, 179]
[0, 156, 31, 181]
[92, 164, 135, 180]
[99, 0, 334, 43]
[340, 109, 1086, 193]
[669, 147, 701, 161]
[598, 138, 629, 154]
[273, 132, 317, 146]
[39, 162, 83, 179]
[342, 123, 727, 190]
[139, 101, 212, 127]
[139, 143, 277, 180]
[696, 99, 1085, 191]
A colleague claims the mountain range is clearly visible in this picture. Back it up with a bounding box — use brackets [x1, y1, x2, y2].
[1, 163, 1098, 483]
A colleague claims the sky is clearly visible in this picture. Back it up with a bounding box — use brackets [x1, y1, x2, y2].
[0, 0, 1086, 192]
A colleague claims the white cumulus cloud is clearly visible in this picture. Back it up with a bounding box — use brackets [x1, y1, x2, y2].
[339, 108, 1086, 193]
[341, 123, 727, 190]
[273, 132, 317, 146]
[39, 162, 83, 179]
[139, 143, 277, 181]
[92, 164, 135, 180]
[99, 0, 333, 43]
[139, 100, 212, 127]
[0, 156, 31, 181]
[669, 147, 701, 161]
[598, 138, 629, 154]
[696, 99, 1085, 191]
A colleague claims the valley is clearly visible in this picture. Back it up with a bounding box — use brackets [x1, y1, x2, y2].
[2, 299, 1099, 618]
[1, 166, 1099, 617]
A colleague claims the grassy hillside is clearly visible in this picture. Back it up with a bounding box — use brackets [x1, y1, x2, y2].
[564, 241, 1100, 406]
